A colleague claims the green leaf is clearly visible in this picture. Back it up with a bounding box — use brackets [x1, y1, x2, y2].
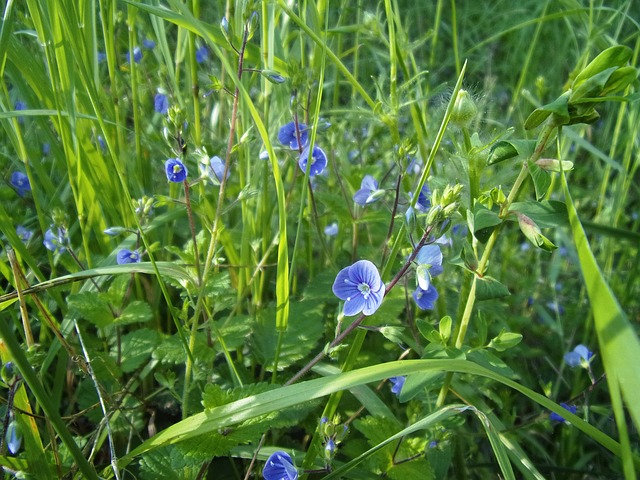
[527, 159, 551, 200]
[570, 67, 617, 102]
[471, 409, 516, 480]
[600, 66, 637, 96]
[117, 329, 160, 373]
[475, 276, 510, 301]
[487, 330, 523, 352]
[472, 204, 502, 243]
[508, 200, 568, 228]
[524, 91, 570, 130]
[115, 301, 153, 326]
[153, 332, 215, 365]
[487, 139, 536, 165]
[572, 46, 632, 90]
[67, 292, 114, 327]
[138, 445, 204, 480]
[250, 299, 324, 370]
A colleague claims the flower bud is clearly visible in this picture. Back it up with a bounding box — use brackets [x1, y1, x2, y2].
[450, 89, 478, 128]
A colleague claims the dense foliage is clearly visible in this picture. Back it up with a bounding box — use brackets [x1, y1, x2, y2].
[1, 1, 639, 479]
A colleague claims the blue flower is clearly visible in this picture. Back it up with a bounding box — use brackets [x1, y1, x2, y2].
[43, 228, 67, 254]
[165, 158, 188, 182]
[550, 403, 577, 423]
[42, 143, 51, 156]
[117, 249, 141, 264]
[10, 172, 31, 197]
[97, 51, 106, 63]
[415, 244, 443, 291]
[14, 101, 26, 111]
[97, 135, 106, 152]
[267, 73, 286, 84]
[298, 146, 327, 176]
[415, 184, 431, 211]
[143, 39, 156, 49]
[564, 344, 594, 368]
[154, 93, 169, 114]
[278, 122, 308, 150]
[546, 301, 564, 315]
[332, 260, 385, 316]
[126, 46, 142, 64]
[413, 284, 439, 310]
[389, 376, 406, 396]
[263, 451, 298, 480]
[324, 222, 338, 236]
[353, 175, 384, 206]
[16, 225, 33, 243]
[195, 46, 209, 63]
[199, 156, 229, 184]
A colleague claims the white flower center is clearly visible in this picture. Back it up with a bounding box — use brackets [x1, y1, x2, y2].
[358, 282, 371, 298]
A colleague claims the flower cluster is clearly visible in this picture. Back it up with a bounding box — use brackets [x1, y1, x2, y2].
[319, 415, 349, 465]
[278, 121, 327, 176]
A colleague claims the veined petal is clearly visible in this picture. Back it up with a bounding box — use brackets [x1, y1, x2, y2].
[362, 287, 384, 315]
[413, 285, 439, 310]
[416, 265, 431, 291]
[349, 260, 382, 292]
[343, 293, 366, 316]
[360, 175, 378, 191]
[332, 267, 360, 300]
[416, 244, 442, 267]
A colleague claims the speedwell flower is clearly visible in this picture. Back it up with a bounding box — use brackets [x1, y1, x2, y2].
[353, 175, 384, 206]
[154, 93, 169, 114]
[564, 344, 593, 368]
[278, 122, 308, 150]
[16, 225, 33, 243]
[263, 451, 298, 480]
[413, 285, 439, 310]
[550, 403, 577, 423]
[195, 46, 209, 64]
[324, 222, 338, 237]
[199, 156, 229, 185]
[117, 249, 141, 264]
[389, 376, 406, 396]
[165, 158, 188, 183]
[126, 46, 142, 64]
[332, 260, 385, 316]
[43, 228, 67, 254]
[299, 146, 327, 176]
[10, 172, 30, 197]
[414, 244, 443, 291]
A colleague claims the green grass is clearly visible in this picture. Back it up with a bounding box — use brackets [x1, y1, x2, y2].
[0, 0, 639, 478]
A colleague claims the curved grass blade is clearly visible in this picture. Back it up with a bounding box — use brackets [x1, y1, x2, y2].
[114, 359, 637, 471]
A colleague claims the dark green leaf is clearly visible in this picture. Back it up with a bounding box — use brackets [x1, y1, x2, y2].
[487, 139, 536, 165]
[117, 329, 161, 373]
[115, 301, 153, 326]
[476, 276, 510, 301]
[67, 292, 114, 327]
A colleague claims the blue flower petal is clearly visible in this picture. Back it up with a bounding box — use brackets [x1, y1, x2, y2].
[165, 158, 188, 182]
[298, 146, 327, 176]
[263, 451, 298, 480]
[278, 122, 308, 150]
[413, 285, 438, 310]
[389, 376, 406, 396]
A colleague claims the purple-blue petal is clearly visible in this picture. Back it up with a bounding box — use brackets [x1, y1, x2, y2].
[349, 260, 383, 292]
[263, 451, 298, 480]
[389, 376, 406, 396]
[278, 122, 308, 150]
[415, 244, 442, 268]
[413, 285, 438, 310]
[117, 249, 141, 264]
[298, 146, 327, 176]
[165, 158, 187, 182]
[574, 344, 593, 361]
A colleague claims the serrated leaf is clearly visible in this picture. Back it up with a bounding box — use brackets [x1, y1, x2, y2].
[508, 200, 568, 228]
[67, 292, 114, 327]
[387, 458, 435, 480]
[476, 276, 510, 301]
[153, 332, 215, 365]
[138, 445, 203, 480]
[117, 329, 160, 373]
[250, 299, 324, 371]
[115, 301, 153, 326]
[202, 383, 275, 410]
[487, 139, 536, 165]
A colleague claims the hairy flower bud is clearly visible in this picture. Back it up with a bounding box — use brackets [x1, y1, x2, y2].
[450, 89, 478, 128]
